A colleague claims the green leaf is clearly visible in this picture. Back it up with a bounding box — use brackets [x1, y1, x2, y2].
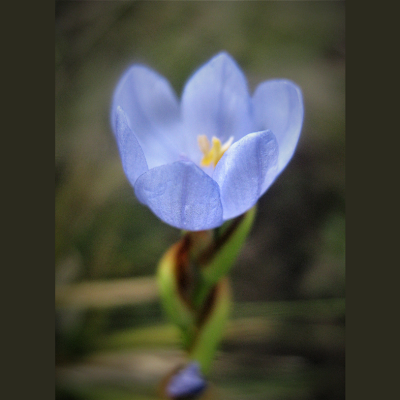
[157, 241, 195, 349]
[189, 277, 231, 375]
[194, 206, 256, 307]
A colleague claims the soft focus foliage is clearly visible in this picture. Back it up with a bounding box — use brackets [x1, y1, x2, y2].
[111, 53, 303, 230]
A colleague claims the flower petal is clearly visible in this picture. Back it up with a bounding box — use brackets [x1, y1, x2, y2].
[134, 161, 223, 231]
[111, 65, 181, 168]
[167, 362, 207, 398]
[114, 107, 148, 186]
[253, 80, 304, 174]
[213, 130, 279, 220]
[181, 52, 253, 162]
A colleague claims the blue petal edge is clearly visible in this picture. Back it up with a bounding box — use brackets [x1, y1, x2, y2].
[115, 107, 148, 186]
[111, 64, 182, 169]
[181, 52, 253, 150]
[167, 362, 207, 398]
[213, 130, 279, 220]
[134, 161, 224, 231]
[111, 64, 180, 134]
[252, 79, 304, 174]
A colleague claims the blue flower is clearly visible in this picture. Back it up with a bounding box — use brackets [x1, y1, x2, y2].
[111, 52, 303, 231]
[166, 362, 207, 398]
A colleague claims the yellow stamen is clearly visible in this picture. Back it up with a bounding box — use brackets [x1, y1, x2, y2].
[197, 134, 210, 154]
[198, 135, 234, 168]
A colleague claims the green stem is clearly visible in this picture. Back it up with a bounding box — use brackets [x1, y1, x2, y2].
[192, 206, 256, 309]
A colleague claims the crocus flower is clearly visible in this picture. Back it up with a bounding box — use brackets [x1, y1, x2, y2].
[111, 52, 303, 231]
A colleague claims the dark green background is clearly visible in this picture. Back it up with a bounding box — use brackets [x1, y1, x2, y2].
[56, 1, 345, 399]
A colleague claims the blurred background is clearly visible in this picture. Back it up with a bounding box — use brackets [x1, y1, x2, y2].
[55, 1, 345, 399]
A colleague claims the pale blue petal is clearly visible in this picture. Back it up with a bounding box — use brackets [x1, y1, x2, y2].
[115, 107, 148, 186]
[181, 52, 253, 163]
[134, 161, 223, 231]
[253, 80, 304, 174]
[111, 65, 182, 168]
[213, 130, 279, 220]
[167, 363, 207, 398]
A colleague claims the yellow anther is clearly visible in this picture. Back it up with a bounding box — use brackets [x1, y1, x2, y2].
[198, 135, 234, 168]
[197, 135, 210, 154]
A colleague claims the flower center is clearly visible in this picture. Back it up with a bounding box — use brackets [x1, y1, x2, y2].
[197, 135, 234, 168]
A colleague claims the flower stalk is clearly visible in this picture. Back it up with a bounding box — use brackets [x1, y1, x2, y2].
[157, 207, 256, 397]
